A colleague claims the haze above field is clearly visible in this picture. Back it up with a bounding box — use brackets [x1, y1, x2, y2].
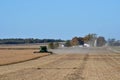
[0, 0, 120, 40]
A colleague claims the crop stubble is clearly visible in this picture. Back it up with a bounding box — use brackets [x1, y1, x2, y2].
[0, 48, 120, 80]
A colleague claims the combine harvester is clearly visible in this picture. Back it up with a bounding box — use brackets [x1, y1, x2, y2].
[33, 46, 53, 54]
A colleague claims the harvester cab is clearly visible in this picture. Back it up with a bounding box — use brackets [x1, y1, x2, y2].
[39, 46, 48, 52]
[34, 46, 53, 54]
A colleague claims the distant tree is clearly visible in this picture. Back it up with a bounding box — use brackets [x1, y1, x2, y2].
[84, 33, 97, 42]
[107, 38, 120, 46]
[97, 36, 106, 47]
[48, 42, 59, 49]
[64, 40, 72, 47]
[48, 42, 54, 49]
[54, 42, 59, 48]
[113, 40, 120, 46]
[107, 38, 115, 46]
[0, 38, 64, 44]
[71, 37, 84, 46]
[84, 34, 92, 42]
[78, 37, 84, 45]
[71, 37, 79, 46]
[84, 33, 97, 47]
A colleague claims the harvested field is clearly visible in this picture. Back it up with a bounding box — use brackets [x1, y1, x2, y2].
[0, 46, 120, 80]
[0, 50, 49, 66]
[0, 44, 50, 65]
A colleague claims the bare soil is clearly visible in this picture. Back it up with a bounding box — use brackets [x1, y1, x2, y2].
[0, 46, 120, 80]
[0, 50, 49, 65]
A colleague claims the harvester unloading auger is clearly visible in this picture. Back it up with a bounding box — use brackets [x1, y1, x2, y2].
[33, 46, 53, 54]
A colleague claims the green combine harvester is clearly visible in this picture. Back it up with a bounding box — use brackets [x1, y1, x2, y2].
[34, 46, 53, 54]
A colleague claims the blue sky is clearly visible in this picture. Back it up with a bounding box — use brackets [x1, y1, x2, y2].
[0, 0, 120, 40]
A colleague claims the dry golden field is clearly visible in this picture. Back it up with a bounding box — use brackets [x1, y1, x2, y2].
[0, 45, 120, 80]
[0, 44, 49, 65]
[0, 50, 49, 65]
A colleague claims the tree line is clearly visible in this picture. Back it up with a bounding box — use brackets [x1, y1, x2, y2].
[107, 38, 120, 46]
[64, 34, 106, 47]
[0, 38, 64, 44]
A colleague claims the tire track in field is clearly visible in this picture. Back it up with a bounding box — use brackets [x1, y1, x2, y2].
[0, 54, 87, 80]
[64, 54, 89, 80]
[0, 54, 67, 75]
[93, 54, 120, 80]
[101, 54, 120, 72]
